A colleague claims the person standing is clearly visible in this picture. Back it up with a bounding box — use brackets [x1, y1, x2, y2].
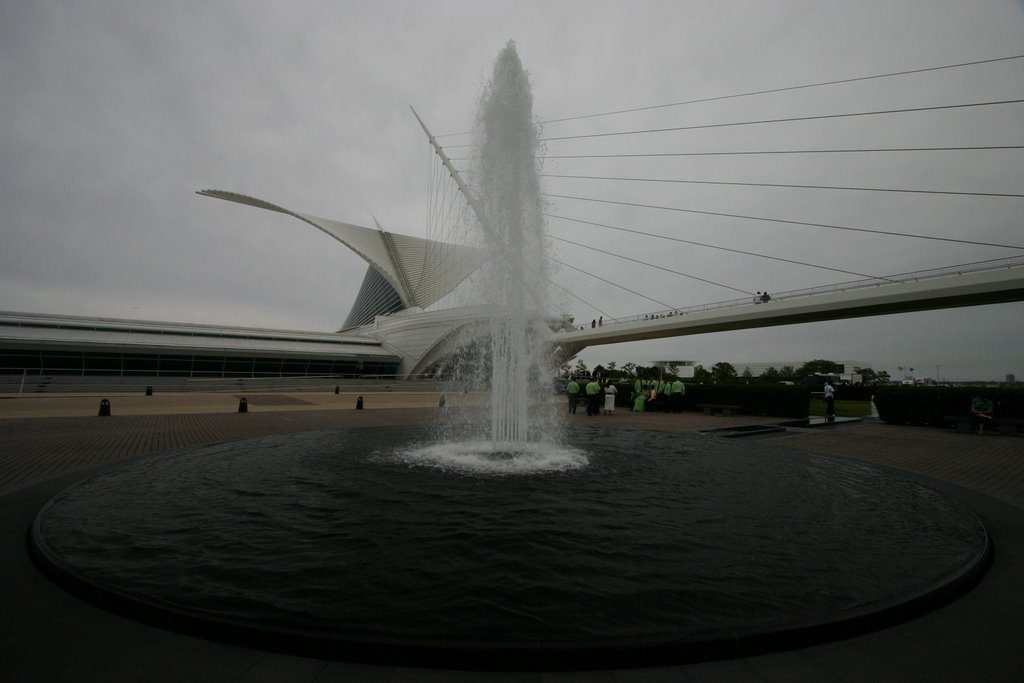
[585, 377, 602, 416]
[603, 381, 618, 415]
[823, 380, 836, 423]
[566, 377, 580, 414]
[670, 378, 686, 413]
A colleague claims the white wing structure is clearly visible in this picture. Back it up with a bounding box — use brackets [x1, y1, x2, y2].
[197, 189, 492, 329]
[198, 189, 507, 377]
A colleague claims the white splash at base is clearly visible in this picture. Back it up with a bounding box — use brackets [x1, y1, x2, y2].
[397, 440, 589, 476]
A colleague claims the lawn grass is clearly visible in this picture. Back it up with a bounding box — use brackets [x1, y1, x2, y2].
[809, 399, 873, 418]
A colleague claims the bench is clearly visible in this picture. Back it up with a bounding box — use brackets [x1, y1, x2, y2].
[697, 403, 742, 416]
[944, 415, 1024, 435]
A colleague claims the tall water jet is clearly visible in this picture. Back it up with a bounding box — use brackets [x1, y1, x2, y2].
[471, 41, 552, 446]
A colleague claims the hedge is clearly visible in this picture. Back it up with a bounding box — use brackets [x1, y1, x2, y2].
[610, 382, 811, 419]
[601, 382, 1023, 424]
[872, 386, 1024, 426]
[827, 384, 875, 401]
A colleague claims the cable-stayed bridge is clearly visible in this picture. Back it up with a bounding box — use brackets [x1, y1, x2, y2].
[200, 53, 1023, 377]
[550, 257, 1024, 358]
[419, 52, 1023, 364]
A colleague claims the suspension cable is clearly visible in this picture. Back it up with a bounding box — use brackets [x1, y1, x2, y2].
[541, 174, 1024, 199]
[543, 193, 1024, 250]
[541, 54, 1024, 125]
[539, 99, 1024, 143]
[545, 214, 889, 281]
[435, 54, 1024, 136]
[547, 278, 615, 320]
[548, 235, 753, 296]
[536, 144, 1024, 160]
[546, 256, 676, 311]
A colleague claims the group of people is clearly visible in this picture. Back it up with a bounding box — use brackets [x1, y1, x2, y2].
[629, 377, 687, 413]
[565, 377, 617, 415]
[565, 376, 687, 415]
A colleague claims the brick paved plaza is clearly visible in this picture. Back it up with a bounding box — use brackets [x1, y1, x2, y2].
[1, 392, 1021, 681]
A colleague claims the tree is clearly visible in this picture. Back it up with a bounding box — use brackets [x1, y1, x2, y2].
[692, 364, 712, 383]
[572, 359, 589, 376]
[741, 367, 754, 380]
[854, 367, 878, 385]
[797, 359, 840, 379]
[635, 365, 659, 380]
[711, 362, 738, 384]
[760, 367, 782, 382]
[621, 362, 637, 377]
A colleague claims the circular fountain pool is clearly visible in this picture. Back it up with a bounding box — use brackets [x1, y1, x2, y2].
[31, 425, 988, 669]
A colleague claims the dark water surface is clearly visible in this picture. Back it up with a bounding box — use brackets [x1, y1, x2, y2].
[34, 426, 986, 648]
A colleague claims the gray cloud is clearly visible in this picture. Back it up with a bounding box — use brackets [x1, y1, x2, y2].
[1, 0, 1021, 380]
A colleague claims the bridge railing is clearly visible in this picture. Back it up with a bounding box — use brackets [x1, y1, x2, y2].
[572, 255, 1024, 329]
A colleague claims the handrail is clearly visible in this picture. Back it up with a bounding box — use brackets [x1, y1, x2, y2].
[581, 255, 1024, 328]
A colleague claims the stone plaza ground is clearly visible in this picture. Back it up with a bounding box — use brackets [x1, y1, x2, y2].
[1, 391, 1021, 681]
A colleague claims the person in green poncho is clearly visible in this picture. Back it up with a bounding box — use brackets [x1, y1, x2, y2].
[670, 379, 686, 413]
[566, 378, 580, 414]
[632, 389, 647, 412]
[585, 378, 602, 416]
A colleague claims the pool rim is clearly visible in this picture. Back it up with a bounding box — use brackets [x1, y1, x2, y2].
[26, 442, 993, 672]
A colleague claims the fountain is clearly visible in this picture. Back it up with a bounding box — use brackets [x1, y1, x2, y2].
[29, 43, 990, 671]
[401, 40, 570, 472]
[475, 42, 551, 447]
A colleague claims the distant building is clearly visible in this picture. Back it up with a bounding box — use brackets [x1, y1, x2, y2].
[728, 361, 871, 378]
[651, 360, 697, 379]
[1007, 374, 1016, 384]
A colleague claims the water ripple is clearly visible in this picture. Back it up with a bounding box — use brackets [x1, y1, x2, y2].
[35, 425, 986, 644]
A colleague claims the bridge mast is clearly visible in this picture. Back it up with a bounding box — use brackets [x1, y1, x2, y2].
[411, 106, 548, 311]
[410, 106, 492, 240]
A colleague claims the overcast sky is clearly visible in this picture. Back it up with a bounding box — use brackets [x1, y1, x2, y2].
[2, 0, 1022, 381]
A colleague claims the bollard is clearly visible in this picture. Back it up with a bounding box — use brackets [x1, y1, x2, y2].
[356, 396, 364, 410]
[238, 397, 248, 413]
[335, 386, 340, 395]
[145, 385, 153, 396]
[438, 394, 446, 408]
[98, 399, 111, 417]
